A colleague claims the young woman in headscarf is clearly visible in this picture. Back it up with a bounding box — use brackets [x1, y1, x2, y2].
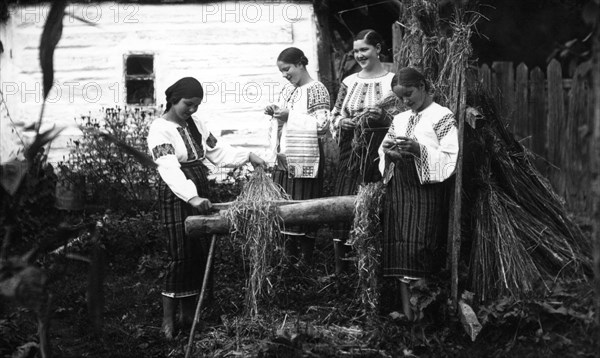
[378, 67, 458, 320]
[147, 77, 265, 338]
[264, 47, 330, 266]
[330, 29, 397, 274]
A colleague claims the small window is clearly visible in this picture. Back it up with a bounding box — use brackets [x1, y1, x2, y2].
[125, 54, 155, 106]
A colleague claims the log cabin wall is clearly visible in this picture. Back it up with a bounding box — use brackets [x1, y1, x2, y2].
[0, 1, 318, 164]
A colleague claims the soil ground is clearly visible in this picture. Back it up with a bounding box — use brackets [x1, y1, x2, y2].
[1, 215, 598, 358]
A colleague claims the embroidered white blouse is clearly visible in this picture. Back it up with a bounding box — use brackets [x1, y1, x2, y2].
[147, 116, 250, 202]
[331, 72, 395, 139]
[378, 102, 459, 184]
[269, 81, 330, 178]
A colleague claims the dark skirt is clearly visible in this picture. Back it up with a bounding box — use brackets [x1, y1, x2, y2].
[159, 160, 211, 297]
[272, 139, 324, 236]
[382, 156, 452, 278]
[333, 125, 389, 235]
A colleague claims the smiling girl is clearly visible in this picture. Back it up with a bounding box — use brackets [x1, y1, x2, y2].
[148, 77, 265, 339]
[330, 29, 396, 274]
[264, 47, 331, 265]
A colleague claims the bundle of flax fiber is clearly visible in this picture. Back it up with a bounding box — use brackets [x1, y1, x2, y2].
[348, 182, 386, 318]
[225, 167, 290, 317]
[465, 87, 591, 303]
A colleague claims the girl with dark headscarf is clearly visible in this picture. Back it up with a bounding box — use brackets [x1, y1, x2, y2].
[147, 77, 265, 338]
[378, 67, 458, 320]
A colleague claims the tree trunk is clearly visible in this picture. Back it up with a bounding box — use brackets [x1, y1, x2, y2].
[186, 196, 356, 236]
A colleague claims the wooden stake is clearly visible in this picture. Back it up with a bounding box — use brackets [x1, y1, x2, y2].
[184, 233, 217, 358]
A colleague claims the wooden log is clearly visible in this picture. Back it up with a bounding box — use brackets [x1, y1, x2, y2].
[186, 196, 356, 236]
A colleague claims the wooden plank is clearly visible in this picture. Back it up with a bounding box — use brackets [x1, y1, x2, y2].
[479, 64, 491, 92]
[392, 21, 403, 73]
[514, 62, 529, 143]
[491, 61, 515, 127]
[313, 0, 334, 96]
[565, 61, 593, 215]
[449, 68, 466, 311]
[547, 59, 566, 196]
[529, 67, 546, 161]
[591, 19, 600, 330]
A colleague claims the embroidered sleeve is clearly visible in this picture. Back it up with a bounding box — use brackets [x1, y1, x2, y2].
[307, 82, 331, 135]
[147, 121, 199, 202]
[206, 133, 218, 148]
[433, 113, 457, 141]
[151, 143, 175, 160]
[415, 110, 458, 184]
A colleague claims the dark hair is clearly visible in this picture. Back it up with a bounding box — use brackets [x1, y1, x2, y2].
[164, 77, 204, 112]
[277, 47, 309, 66]
[393, 67, 431, 92]
[354, 29, 384, 48]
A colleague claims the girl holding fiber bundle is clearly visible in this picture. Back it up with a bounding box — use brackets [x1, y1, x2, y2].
[378, 67, 458, 320]
[330, 29, 397, 274]
[264, 47, 331, 265]
[148, 77, 265, 339]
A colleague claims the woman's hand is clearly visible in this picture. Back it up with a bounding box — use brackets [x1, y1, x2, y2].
[272, 108, 289, 122]
[394, 136, 420, 155]
[383, 136, 420, 160]
[340, 118, 356, 130]
[248, 152, 266, 168]
[264, 104, 279, 116]
[188, 196, 212, 213]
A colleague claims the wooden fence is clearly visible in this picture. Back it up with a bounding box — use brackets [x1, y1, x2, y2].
[477, 59, 595, 217]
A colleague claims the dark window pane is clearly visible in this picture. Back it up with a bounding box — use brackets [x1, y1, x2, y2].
[126, 79, 155, 105]
[126, 56, 153, 75]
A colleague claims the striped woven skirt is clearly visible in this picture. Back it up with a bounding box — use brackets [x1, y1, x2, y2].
[382, 156, 452, 278]
[272, 139, 324, 236]
[333, 126, 388, 235]
[159, 160, 211, 298]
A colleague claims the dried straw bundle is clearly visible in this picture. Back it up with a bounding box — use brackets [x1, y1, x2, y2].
[349, 182, 385, 317]
[225, 167, 290, 317]
[467, 88, 591, 302]
[395, 0, 478, 109]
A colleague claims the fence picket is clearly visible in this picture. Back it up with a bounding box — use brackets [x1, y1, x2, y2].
[565, 61, 593, 213]
[515, 62, 529, 142]
[547, 59, 566, 198]
[492, 61, 515, 126]
[529, 67, 545, 157]
[479, 64, 491, 91]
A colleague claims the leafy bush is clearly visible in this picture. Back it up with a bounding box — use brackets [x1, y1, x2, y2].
[59, 107, 159, 211]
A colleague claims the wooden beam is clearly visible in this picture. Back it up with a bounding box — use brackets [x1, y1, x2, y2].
[591, 11, 600, 330]
[186, 196, 356, 236]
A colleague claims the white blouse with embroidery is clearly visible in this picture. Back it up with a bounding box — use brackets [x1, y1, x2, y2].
[378, 102, 458, 184]
[268, 81, 330, 178]
[147, 116, 250, 202]
[331, 72, 395, 139]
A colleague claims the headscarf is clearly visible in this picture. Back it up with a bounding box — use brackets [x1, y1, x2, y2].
[164, 77, 204, 111]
